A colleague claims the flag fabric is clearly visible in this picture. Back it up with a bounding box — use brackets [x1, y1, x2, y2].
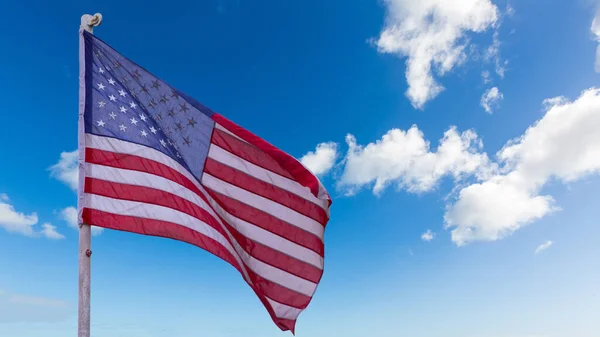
[77, 31, 332, 333]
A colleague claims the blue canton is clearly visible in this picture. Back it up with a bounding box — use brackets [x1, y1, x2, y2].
[83, 32, 215, 182]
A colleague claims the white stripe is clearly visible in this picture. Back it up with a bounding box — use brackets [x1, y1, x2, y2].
[215, 123, 247, 143]
[208, 144, 330, 215]
[266, 297, 303, 320]
[84, 193, 317, 297]
[202, 173, 324, 239]
[85, 163, 323, 268]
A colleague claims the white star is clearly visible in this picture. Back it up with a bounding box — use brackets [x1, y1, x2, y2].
[98, 101, 106, 108]
[108, 78, 116, 85]
[97, 120, 105, 127]
[149, 126, 157, 134]
[98, 67, 104, 74]
[139, 114, 147, 122]
[140, 130, 148, 137]
[109, 94, 116, 102]
[119, 124, 127, 132]
[108, 112, 117, 119]
[176, 152, 182, 158]
[129, 101, 138, 109]
[130, 117, 138, 125]
[97, 83, 105, 90]
[119, 89, 127, 97]
[120, 106, 128, 113]
[160, 139, 167, 147]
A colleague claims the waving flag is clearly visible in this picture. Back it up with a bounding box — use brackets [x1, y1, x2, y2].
[78, 31, 331, 333]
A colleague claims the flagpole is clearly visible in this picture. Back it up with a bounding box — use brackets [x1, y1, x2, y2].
[78, 13, 102, 337]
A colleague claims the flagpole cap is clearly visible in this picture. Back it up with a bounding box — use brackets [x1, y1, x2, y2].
[81, 13, 103, 33]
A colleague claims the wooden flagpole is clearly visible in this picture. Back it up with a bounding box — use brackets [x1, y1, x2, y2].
[78, 13, 102, 337]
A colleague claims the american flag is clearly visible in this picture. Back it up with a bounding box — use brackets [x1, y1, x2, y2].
[77, 31, 332, 333]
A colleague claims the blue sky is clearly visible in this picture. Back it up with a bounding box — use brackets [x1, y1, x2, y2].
[1, 0, 600, 336]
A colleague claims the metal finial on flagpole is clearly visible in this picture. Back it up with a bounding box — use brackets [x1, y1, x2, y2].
[78, 13, 102, 337]
[80, 13, 102, 33]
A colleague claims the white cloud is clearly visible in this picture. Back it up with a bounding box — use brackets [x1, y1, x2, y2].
[591, 9, 600, 72]
[421, 229, 435, 241]
[446, 88, 600, 245]
[0, 197, 65, 239]
[535, 240, 553, 254]
[60, 206, 103, 236]
[0, 198, 38, 236]
[40, 223, 65, 240]
[60, 206, 77, 228]
[375, 0, 499, 108]
[337, 125, 493, 196]
[0, 193, 8, 201]
[444, 176, 557, 245]
[481, 87, 504, 114]
[300, 142, 338, 176]
[49, 150, 78, 191]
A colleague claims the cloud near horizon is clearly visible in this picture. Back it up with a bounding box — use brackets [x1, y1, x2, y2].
[0, 288, 71, 323]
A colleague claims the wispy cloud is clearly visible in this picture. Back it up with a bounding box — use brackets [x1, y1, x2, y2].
[591, 7, 600, 72]
[535, 240, 553, 254]
[421, 229, 435, 242]
[0, 289, 71, 323]
[7, 294, 69, 308]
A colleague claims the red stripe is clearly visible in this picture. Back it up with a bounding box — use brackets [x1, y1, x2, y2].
[205, 158, 328, 225]
[212, 113, 327, 202]
[211, 128, 294, 179]
[205, 188, 324, 256]
[85, 177, 322, 283]
[86, 147, 187, 187]
[85, 147, 324, 256]
[82, 208, 303, 331]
